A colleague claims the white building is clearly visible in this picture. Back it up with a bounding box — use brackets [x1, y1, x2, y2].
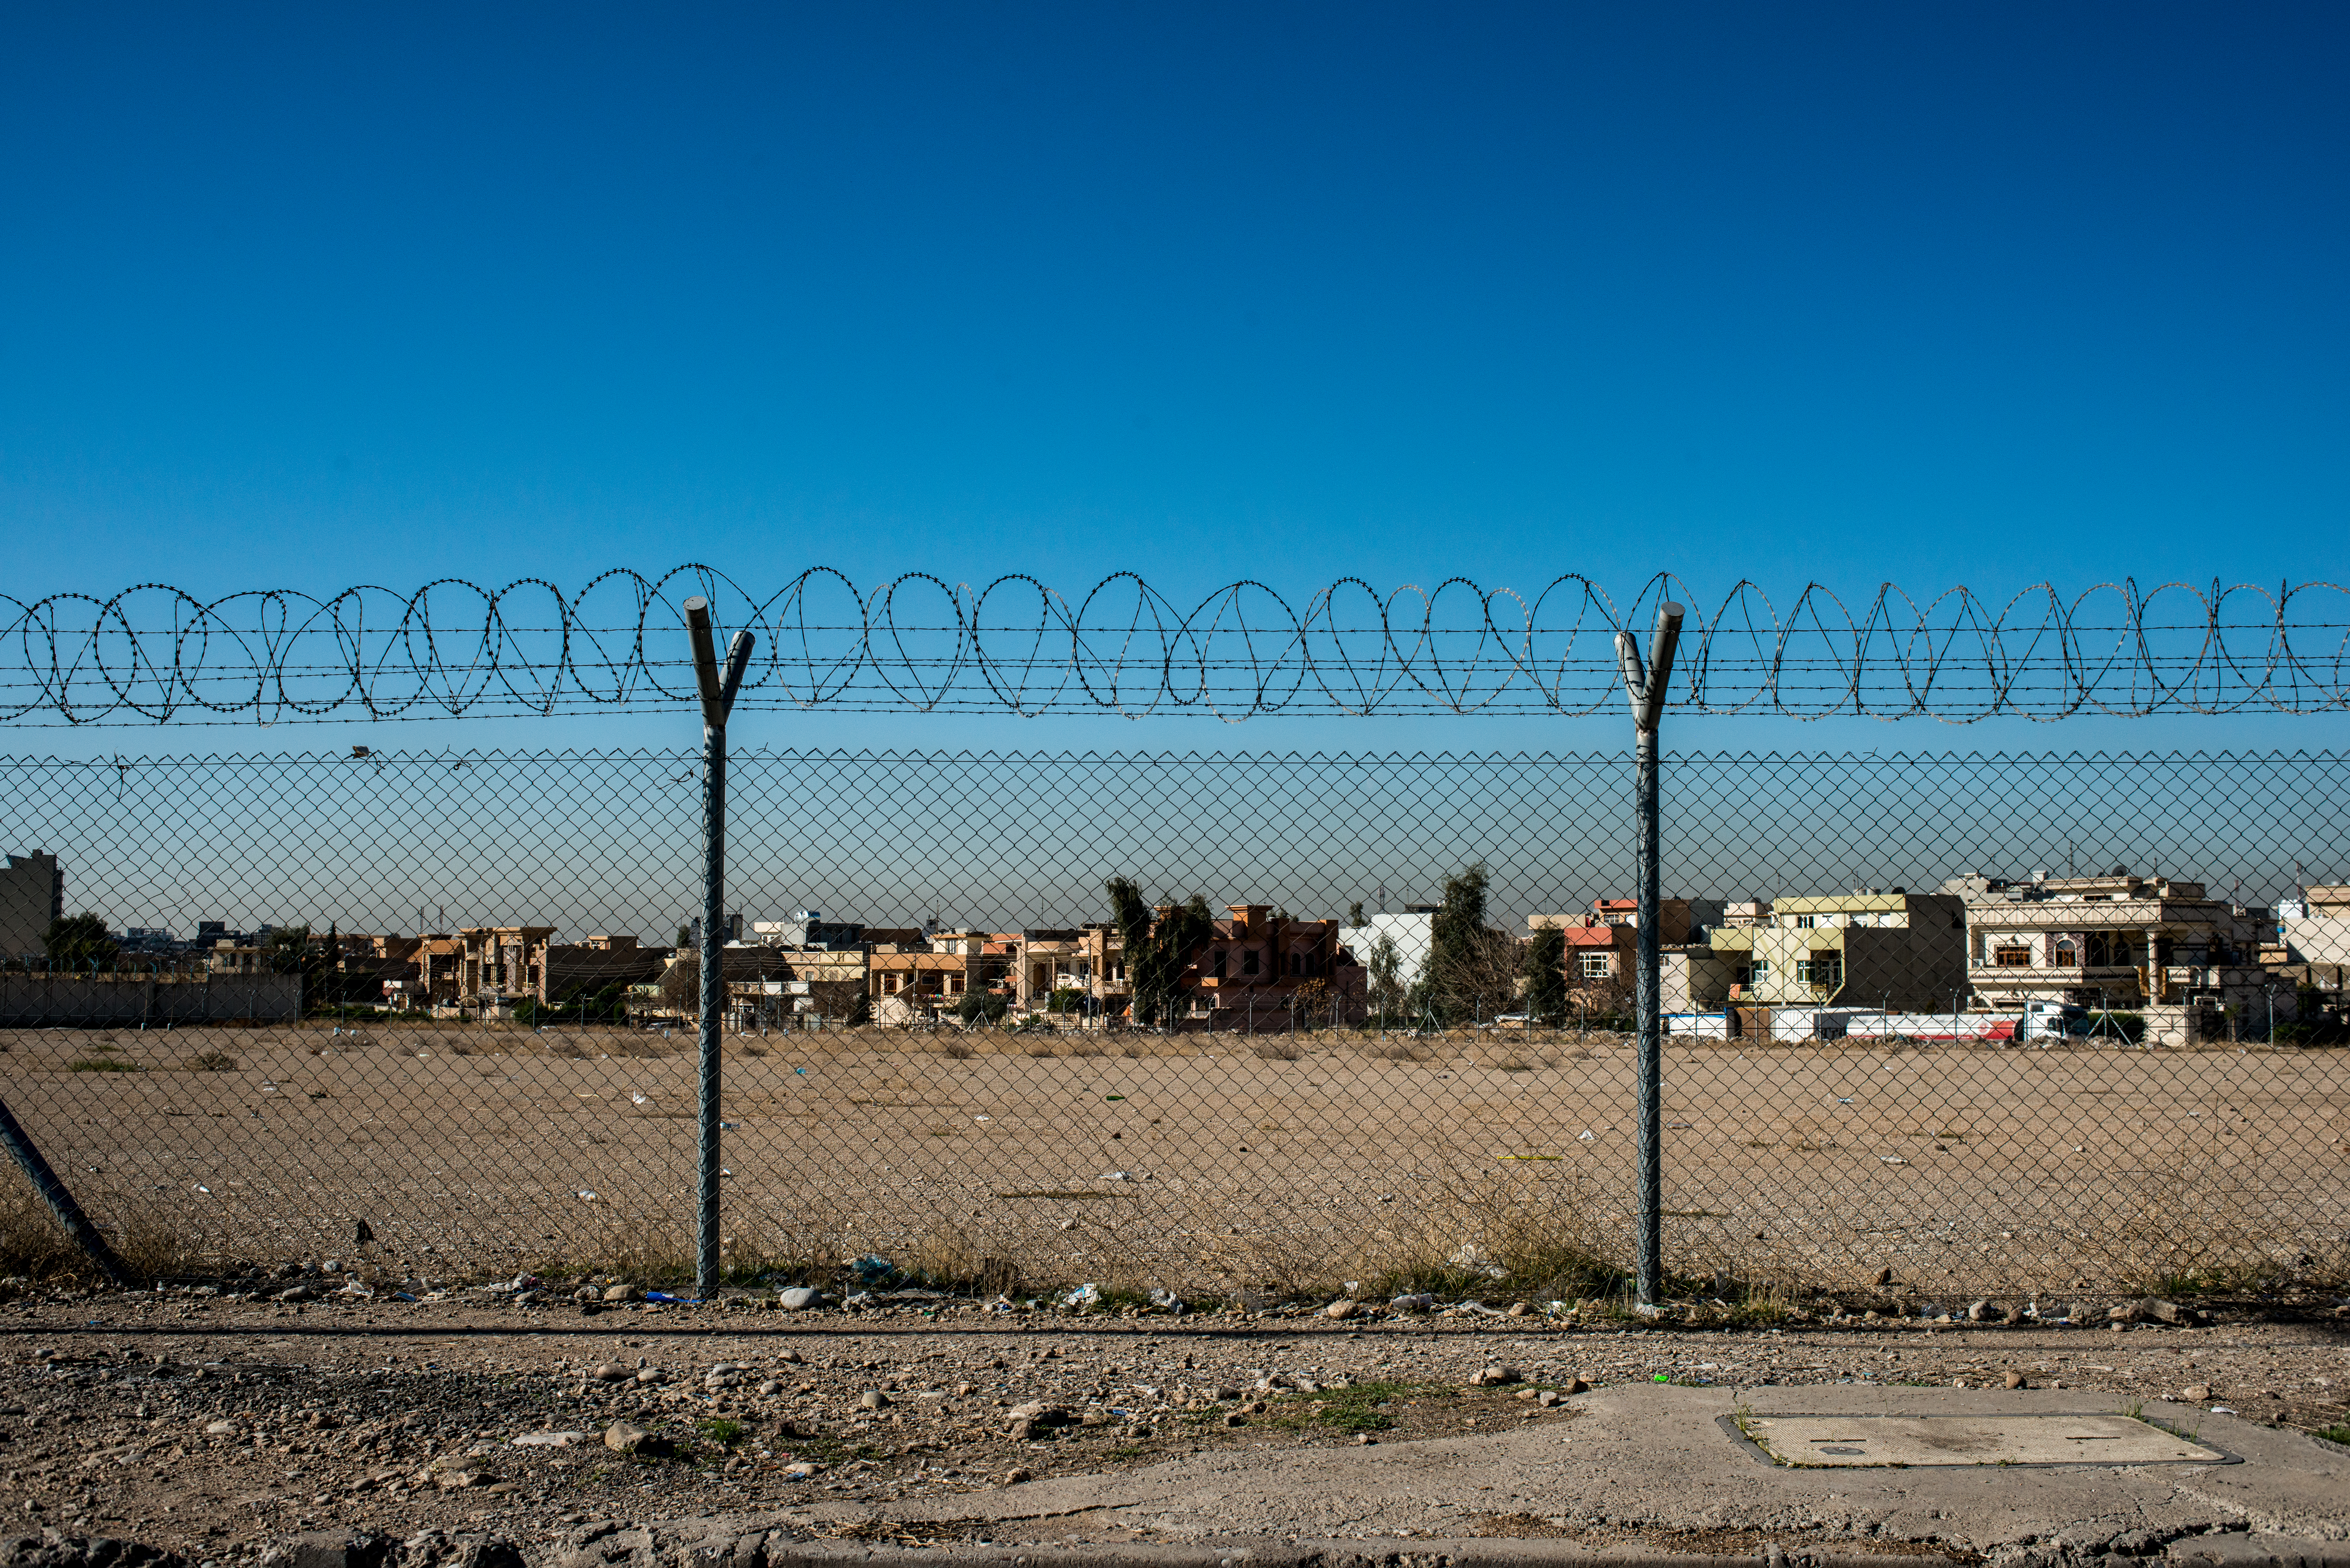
[1349, 907, 1436, 989]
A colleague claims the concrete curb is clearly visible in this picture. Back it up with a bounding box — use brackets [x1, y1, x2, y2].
[766, 1543, 1943, 1568]
[761, 1537, 2350, 1568]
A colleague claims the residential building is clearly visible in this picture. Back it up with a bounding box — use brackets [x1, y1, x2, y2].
[867, 930, 1017, 1019]
[2278, 886, 2350, 966]
[1352, 906, 1438, 988]
[750, 910, 865, 949]
[727, 945, 869, 1027]
[0, 852, 64, 957]
[1012, 926, 1128, 1013]
[2272, 886, 2350, 1008]
[452, 927, 673, 1008]
[1532, 899, 1726, 988]
[1662, 890, 1967, 1017]
[1176, 904, 1363, 1024]
[1958, 872, 2283, 1039]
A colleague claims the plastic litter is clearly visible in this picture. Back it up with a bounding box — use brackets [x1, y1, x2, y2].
[1098, 1170, 1133, 1181]
[643, 1290, 702, 1304]
[1147, 1287, 1186, 1314]
[1063, 1283, 1102, 1309]
[1388, 1293, 1436, 1313]
[847, 1254, 894, 1285]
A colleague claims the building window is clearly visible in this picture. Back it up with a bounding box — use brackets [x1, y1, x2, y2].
[1748, 960, 1769, 981]
[1208, 949, 1225, 979]
[1243, 949, 1260, 976]
[1580, 953, 1612, 979]
[2052, 937, 2079, 967]
[1794, 914, 1818, 929]
[1994, 946, 2032, 968]
[1796, 954, 1842, 987]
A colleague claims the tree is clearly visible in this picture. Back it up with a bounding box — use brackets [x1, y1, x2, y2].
[304, 922, 342, 1013]
[264, 924, 310, 974]
[1523, 926, 1567, 1025]
[1346, 901, 1366, 927]
[956, 988, 1009, 1026]
[1423, 863, 1519, 1023]
[1106, 877, 1214, 1029]
[42, 913, 116, 969]
[1366, 932, 1405, 1021]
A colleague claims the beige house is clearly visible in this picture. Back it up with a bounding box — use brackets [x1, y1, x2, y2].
[1960, 873, 2283, 1037]
[1667, 890, 1968, 1014]
[1960, 874, 2266, 1007]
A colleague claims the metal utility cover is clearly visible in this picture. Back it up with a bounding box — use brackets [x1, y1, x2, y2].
[1734, 1413, 2230, 1467]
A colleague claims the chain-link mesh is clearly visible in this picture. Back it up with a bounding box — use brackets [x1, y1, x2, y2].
[1, 749, 2343, 1306]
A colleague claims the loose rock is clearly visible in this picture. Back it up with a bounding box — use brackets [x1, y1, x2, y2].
[603, 1421, 664, 1456]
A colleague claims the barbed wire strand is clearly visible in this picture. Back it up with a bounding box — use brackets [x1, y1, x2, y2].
[3, 569, 2344, 725]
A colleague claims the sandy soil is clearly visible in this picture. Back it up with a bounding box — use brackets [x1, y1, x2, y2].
[4, 1021, 2347, 1297]
[2, 1282, 2348, 1564]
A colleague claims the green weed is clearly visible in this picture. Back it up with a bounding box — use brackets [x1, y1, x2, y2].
[1270, 1379, 1448, 1435]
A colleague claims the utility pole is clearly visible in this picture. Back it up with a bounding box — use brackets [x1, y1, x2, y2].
[684, 596, 754, 1300]
[1616, 600, 1685, 1308]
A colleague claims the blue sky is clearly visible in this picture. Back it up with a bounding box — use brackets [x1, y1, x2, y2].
[3, 2, 2346, 756]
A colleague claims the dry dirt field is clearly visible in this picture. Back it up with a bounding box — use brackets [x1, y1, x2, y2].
[1, 1281, 2347, 1566]
[4, 1020, 2348, 1299]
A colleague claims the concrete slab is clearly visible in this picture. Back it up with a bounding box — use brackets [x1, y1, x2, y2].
[852, 1383, 2350, 1559]
[1734, 1412, 2229, 1468]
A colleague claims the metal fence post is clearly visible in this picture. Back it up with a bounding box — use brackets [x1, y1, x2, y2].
[1617, 601, 1684, 1306]
[684, 596, 755, 1300]
[0, 1096, 131, 1288]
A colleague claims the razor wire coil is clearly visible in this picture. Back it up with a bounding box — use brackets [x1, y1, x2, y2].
[6, 568, 2347, 724]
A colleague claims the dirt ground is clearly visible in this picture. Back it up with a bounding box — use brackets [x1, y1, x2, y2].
[2, 1283, 2348, 1565]
[4, 1020, 2348, 1298]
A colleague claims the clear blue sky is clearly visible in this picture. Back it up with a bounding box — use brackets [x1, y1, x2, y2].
[3, 2, 2346, 754]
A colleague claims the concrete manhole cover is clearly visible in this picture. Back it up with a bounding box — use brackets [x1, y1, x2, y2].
[1726, 1413, 2234, 1468]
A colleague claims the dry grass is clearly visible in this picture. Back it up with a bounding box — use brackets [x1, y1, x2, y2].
[0, 1184, 199, 1285]
[6, 1019, 2346, 1298]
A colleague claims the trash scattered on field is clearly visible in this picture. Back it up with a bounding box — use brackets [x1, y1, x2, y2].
[1389, 1293, 1436, 1313]
[643, 1290, 701, 1304]
[1148, 1287, 1186, 1314]
[1063, 1283, 1101, 1309]
[848, 1254, 894, 1285]
[1098, 1170, 1133, 1181]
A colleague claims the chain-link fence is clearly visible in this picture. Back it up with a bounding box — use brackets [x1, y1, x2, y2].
[1, 748, 2345, 1305]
